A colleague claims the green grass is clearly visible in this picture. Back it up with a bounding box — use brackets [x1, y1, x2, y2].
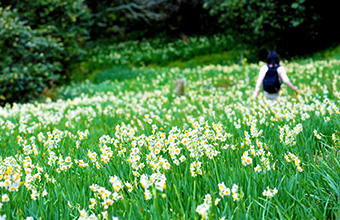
[160, 50, 242, 68]
[69, 34, 245, 82]
[302, 44, 340, 61]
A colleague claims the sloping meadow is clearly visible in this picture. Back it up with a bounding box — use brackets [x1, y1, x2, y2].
[0, 59, 340, 219]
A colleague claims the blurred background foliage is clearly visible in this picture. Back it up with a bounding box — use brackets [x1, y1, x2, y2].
[0, 0, 339, 104]
[0, 0, 91, 105]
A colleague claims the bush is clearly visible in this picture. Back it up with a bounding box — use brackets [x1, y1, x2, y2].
[0, 1, 91, 105]
[0, 7, 63, 105]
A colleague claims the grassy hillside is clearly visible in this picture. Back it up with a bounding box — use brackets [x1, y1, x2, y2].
[1, 38, 340, 219]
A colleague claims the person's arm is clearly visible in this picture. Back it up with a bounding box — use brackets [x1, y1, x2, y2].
[253, 65, 267, 99]
[278, 66, 297, 90]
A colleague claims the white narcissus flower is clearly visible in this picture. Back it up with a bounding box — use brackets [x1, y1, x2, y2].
[42, 189, 48, 197]
[144, 189, 152, 200]
[102, 211, 108, 219]
[263, 186, 278, 198]
[1, 194, 9, 203]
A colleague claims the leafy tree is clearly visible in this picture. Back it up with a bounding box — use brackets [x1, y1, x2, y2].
[85, 0, 166, 39]
[203, 0, 339, 56]
[0, 0, 91, 72]
[86, 0, 215, 40]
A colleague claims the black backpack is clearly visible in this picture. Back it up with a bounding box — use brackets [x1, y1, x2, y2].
[263, 64, 281, 93]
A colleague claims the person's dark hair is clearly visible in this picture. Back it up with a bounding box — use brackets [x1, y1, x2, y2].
[266, 51, 280, 65]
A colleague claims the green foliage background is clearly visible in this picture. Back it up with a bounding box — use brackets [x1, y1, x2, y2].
[0, 0, 339, 104]
[0, 1, 90, 105]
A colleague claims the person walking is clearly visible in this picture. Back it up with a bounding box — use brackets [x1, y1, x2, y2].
[253, 51, 297, 101]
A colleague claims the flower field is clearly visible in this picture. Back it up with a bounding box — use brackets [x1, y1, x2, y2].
[1, 59, 340, 219]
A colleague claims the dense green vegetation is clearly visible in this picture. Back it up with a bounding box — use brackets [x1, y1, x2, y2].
[1, 0, 339, 104]
[0, 2, 90, 105]
[72, 34, 242, 81]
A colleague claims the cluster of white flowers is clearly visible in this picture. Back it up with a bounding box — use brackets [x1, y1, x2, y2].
[218, 183, 241, 201]
[140, 173, 166, 200]
[313, 129, 322, 140]
[89, 183, 122, 210]
[0, 157, 21, 193]
[279, 123, 303, 145]
[196, 194, 212, 219]
[284, 152, 303, 172]
[262, 186, 278, 198]
[241, 151, 253, 166]
[78, 209, 99, 220]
